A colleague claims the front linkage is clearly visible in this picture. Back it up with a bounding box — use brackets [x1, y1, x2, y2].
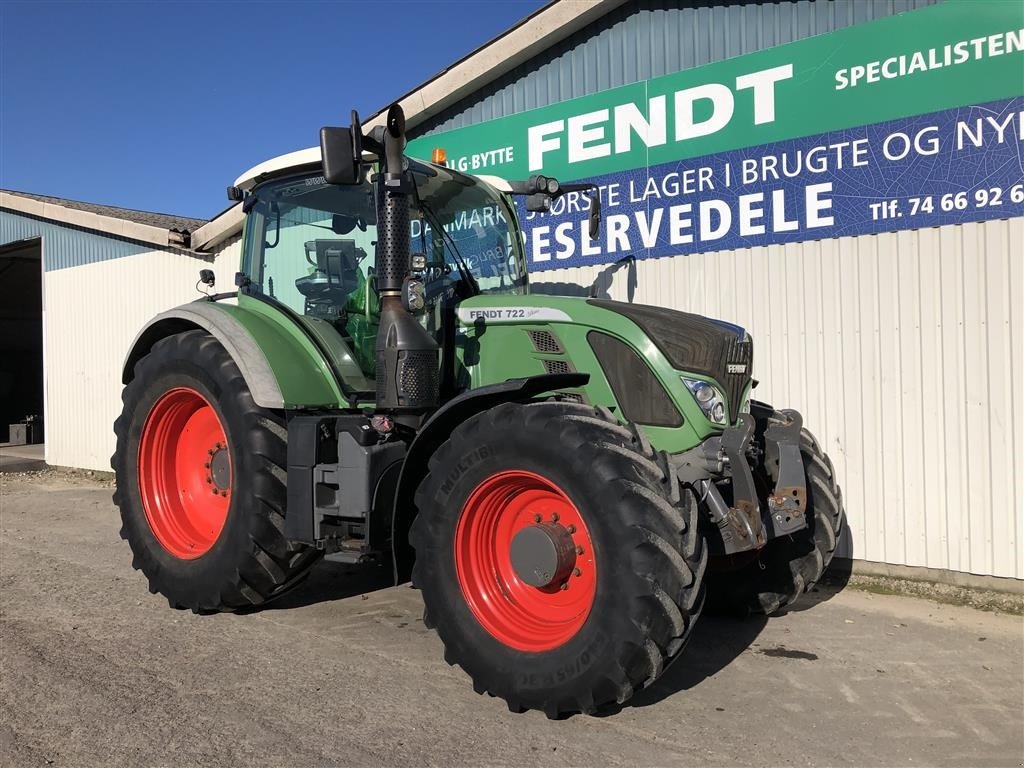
[671, 408, 809, 556]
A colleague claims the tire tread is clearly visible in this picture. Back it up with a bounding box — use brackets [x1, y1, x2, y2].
[410, 401, 706, 717]
[112, 329, 321, 612]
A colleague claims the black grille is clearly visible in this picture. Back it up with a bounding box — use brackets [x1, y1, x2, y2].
[720, 334, 753, 422]
[375, 350, 439, 408]
[588, 331, 682, 428]
[543, 359, 573, 376]
[589, 299, 752, 422]
[399, 351, 439, 406]
[528, 330, 563, 354]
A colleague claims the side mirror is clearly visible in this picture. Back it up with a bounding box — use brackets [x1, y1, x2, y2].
[320, 110, 364, 185]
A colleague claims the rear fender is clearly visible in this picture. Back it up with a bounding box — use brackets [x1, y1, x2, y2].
[390, 372, 588, 583]
[122, 302, 286, 408]
[123, 299, 352, 408]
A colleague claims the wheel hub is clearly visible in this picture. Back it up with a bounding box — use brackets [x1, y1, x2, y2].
[209, 444, 230, 490]
[509, 522, 576, 587]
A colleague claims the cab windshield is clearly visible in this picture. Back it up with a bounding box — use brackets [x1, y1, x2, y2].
[241, 161, 527, 382]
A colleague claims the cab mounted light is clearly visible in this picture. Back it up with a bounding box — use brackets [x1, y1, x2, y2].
[431, 147, 447, 165]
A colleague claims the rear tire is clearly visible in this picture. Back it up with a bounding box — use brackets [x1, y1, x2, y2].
[711, 410, 846, 615]
[112, 330, 321, 612]
[410, 401, 707, 716]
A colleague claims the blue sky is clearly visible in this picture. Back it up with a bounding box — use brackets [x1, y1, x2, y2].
[0, 1, 547, 220]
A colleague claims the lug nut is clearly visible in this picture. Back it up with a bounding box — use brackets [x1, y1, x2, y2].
[559, 583, 568, 591]
[208, 448, 215, 456]
[204, 462, 211, 469]
[206, 477, 212, 484]
[532, 514, 542, 523]
[211, 488, 218, 495]
[550, 513, 559, 522]
[573, 567, 582, 577]
[220, 490, 228, 497]
[575, 546, 585, 555]
[566, 524, 576, 534]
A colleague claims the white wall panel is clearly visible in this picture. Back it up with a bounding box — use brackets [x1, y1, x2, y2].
[534, 219, 1023, 579]
[42, 239, 240, 473]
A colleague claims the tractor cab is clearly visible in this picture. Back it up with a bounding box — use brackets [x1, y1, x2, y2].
[240, 162, 528, 382]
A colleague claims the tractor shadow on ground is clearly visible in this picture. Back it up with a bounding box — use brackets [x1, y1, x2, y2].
[615, 611, 769, 712]
[618, 560, 853, 712]
[259, 558, 396, 611]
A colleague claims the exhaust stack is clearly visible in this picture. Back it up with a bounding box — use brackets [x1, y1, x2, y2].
[373, 105, 439, 413]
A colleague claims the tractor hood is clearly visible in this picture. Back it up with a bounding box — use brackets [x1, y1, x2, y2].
[453, 294, 753, 425]
[587, 299, 753, 422]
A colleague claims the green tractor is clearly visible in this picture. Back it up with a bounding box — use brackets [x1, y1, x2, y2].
[113, 105, 845, 717]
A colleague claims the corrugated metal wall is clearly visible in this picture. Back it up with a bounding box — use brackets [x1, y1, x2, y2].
[0, 210, 153, 270]
[531, 218, 1023, 579]
[15, 216, 1020, 578]
[0, 209, 242, 471]
[414, 0, 940, 138]
[41, 234, 241, 470]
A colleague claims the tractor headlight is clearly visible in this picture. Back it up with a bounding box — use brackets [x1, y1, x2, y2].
[683, 378, 729, 425]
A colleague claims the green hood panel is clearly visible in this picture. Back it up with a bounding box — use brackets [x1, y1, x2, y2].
[453, 294, 727, 452]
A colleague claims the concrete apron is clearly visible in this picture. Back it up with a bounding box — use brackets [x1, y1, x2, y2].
[0, 443, 46, 473]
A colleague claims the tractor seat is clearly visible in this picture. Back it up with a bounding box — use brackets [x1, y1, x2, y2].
[295, 239, 361, 303]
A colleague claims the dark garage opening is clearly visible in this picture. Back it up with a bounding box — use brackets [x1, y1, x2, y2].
[0, 238, 44, 444]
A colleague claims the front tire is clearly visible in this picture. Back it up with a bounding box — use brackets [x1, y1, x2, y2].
[112, 330, 320, 612]
[712, 409, 846, 615]
[410, 402, 707, 717]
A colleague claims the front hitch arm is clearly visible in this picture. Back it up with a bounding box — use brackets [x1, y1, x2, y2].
[669, 410, 810, 555]
[720, 414, 768, 550]
[763, 409, 808, 536]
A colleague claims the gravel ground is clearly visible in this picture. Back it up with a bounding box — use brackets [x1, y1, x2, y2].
[1, 473, 1022, 768]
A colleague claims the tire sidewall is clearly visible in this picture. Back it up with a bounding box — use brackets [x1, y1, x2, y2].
[417, 425, 650, 703]
[118, 346, 261, 604]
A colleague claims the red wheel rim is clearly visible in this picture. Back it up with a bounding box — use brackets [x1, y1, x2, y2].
[138, 387, 231, 559]
[455, 470, 596, 652]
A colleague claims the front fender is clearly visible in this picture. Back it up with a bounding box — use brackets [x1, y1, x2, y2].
[390, 372, 588, 583]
